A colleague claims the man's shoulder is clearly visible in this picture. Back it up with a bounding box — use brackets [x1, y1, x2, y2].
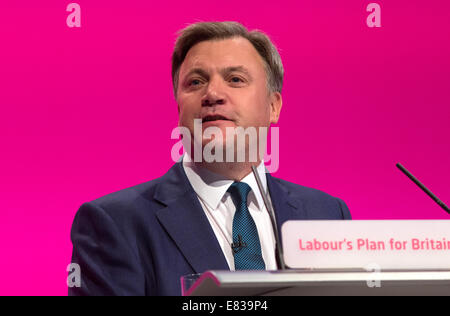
[80, 172, 170, 219]
[77, 162, 188, 220]
[271, 176, 338, 201]
[90, 178, 160, 207]
[270, 175, 351, 219]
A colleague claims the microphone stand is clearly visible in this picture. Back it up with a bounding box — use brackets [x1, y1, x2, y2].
[251, 166, 286, 270]
[397, 163, 450, 214]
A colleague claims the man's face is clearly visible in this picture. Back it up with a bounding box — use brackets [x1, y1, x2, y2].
[176, 36, 282, 157]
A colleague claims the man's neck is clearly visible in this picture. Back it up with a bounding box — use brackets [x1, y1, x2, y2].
[194, 160, 261, 182]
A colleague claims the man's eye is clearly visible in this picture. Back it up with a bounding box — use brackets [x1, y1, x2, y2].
[189, 79, 203, 86]
[230, 77, 243, 83]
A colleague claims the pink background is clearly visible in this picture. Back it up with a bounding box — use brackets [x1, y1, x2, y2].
[1, 1, 449, 295]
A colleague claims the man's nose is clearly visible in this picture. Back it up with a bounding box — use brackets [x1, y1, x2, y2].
[201, 77, 226, 107]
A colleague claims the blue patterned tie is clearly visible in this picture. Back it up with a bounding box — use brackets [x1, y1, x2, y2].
[227, 182, 266, 270]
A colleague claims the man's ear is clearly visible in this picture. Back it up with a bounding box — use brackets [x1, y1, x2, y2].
[269, 92, 282, 124]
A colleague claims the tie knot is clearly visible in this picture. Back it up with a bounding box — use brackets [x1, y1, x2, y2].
[227, 182, 252, 206]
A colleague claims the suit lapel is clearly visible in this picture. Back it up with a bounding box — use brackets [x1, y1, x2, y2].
[153, 163, 229, 273]
[152, 163, 307, 273]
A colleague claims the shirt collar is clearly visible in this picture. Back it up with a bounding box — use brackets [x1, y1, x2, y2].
[182, 153, 268, 211]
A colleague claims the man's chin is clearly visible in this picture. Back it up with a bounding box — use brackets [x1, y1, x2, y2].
[201, 137, 228, 150]
[200, 138, 255, 163]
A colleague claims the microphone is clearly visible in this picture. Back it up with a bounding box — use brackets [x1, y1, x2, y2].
[231, 234, 247, 253]
[251, 166, 286, 270]
[396, 163, 450, 214]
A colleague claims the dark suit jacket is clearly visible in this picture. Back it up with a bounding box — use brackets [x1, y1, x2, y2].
[69, 162, 351, 296]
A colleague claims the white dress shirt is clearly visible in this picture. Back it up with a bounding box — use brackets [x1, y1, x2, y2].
[182, 153, 277, 271]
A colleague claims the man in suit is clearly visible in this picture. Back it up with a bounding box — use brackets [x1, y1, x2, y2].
[69, 21, 351, 296]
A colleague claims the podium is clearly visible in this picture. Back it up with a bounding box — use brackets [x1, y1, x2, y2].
[183, 220, 450, 296]
[185, 270, 450, 296]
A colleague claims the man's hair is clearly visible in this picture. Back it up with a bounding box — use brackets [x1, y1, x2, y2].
[171, 21, 284, 98]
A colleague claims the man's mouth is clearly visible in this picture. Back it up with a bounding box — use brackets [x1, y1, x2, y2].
[202, 115, 232, 123]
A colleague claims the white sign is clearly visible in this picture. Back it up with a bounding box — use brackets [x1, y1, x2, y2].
[282, 220, 450, 270]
